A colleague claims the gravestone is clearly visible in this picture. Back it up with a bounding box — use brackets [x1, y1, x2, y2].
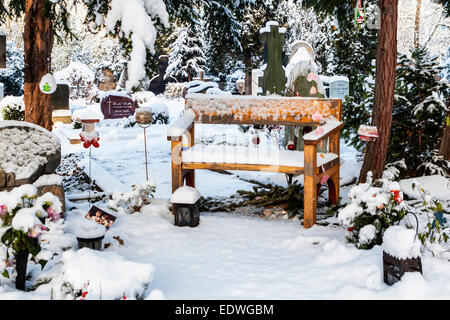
[329, 76, 350, 102]
[0, 83, 3, 100]
[259, 21, 287, 95]
[98, 68, 116, 92]
[100, 94, 136, 119]
[0, 34, 5, 69]
[147, 55, 177, 95]
[0, 121, 61, 189]
[50, 83, 70, 110]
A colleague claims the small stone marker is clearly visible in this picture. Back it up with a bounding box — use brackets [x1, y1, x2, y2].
[97, 68, 116, 92]
[329, 76, 350, 102]
[0, 34, 5, 69]
[100, 94, 136, 119]
[148, 55, 177, 95]
[50, 83, 70, 111]
[259, 21, 287, 95]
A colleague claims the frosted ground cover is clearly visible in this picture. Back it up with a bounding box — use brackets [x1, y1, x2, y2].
[2, 96, 450, 299]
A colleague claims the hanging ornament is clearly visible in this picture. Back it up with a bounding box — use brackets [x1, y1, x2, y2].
[307, 72, 318, 82]
[310, 86, 317, 95]
[294, 127, 301, 138]
[39, 73, 57, 94]
[358, 125, 378, 142]
[320, 175, 330, 185]
[287, 140, 296, 151]
[80, 131, 100, 148]
[354, 0, 366, 27]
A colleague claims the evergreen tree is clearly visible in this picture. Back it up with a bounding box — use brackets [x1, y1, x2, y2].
[0, 42, 24, 96]
[166, 22, 206, 82]
[388, 46, 449, 177]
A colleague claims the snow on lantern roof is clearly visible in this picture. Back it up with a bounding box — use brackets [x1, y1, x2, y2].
[171, 186, 201, 204]
[382, 226, 420, 260]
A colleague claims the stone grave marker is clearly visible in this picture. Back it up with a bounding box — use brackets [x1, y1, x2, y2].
[329, 76, 350, 102]
[100, 94, 136, 119]
[148, 55, 177, 95]
[98, 68, 116, 92]
[50, 83, 70, 110]
[0, 34, 5, 69]
[258, 21, 287, 95]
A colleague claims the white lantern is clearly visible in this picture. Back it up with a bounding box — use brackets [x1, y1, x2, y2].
[39, 73, 57, 94]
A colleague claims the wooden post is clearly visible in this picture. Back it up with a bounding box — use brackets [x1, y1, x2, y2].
[303, 143, 317, 228]
[184, 125, 195, 188]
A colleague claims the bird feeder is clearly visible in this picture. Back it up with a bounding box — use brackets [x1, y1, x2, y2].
[135, 107, 152, 181]
[382, 225, 422, 286]
[171, 186, 201, 227]
[358, 125, 378, 142]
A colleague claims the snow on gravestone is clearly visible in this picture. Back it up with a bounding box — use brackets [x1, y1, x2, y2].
[0, 121, 61, 188]
[100, 92, 136, 119]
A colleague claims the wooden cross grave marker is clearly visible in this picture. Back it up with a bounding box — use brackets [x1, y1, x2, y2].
[258, 21, 287, 95]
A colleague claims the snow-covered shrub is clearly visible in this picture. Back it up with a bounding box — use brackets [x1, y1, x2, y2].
[164, 82, 186, 99]
[108, 182, 156, 215]
[0, 42, 24, 97]
[414, 182, 450, 257]
[0, 95, 24, 121]
[54, 61, 97, 101]
[338, 172, 409, 249]
[0, 184, 66, 279]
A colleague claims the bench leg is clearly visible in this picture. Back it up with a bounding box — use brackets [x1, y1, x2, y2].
[184, 169, 195, 188]
[304, 175, 317, 228]
[171, 141, 184, 193]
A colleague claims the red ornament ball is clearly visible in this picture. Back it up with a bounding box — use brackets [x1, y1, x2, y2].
[252, 135, 260, 145]
[287, 142, 296, 151]
[83, 141, 91, 149]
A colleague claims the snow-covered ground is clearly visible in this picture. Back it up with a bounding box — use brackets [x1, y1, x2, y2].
[1, 96, 450, 300]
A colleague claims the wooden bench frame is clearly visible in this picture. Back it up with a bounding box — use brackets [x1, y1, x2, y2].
[167, 94, 343, 228]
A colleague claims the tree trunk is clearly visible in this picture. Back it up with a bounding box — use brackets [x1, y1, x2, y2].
[23, 0, 53, 131]
[414, 0, 422, 48]
[359, 0, 398, 182]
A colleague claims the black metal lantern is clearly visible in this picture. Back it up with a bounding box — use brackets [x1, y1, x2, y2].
[383, 251, 423, 286]
[173, 201, 200, 227]
[77, 235, 105, 251]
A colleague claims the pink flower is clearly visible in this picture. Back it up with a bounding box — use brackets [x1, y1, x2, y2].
[47, 207, 61, 221]
[0, 205, 6, 218]
[28, 225, 42, 238]
[307, 72, 318, 82]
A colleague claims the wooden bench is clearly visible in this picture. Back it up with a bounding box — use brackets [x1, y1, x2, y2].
[167, 94, 343, 228]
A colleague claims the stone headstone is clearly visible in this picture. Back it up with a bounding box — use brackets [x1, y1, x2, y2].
[0, 121, 61, 189]
[50, 83, 70, 110]
[259, 21, 287, 95]
[148, 55, 177, 95]
[98, 68, 116, 92]
[0, 34, 5, 69]
[329, 76, 350, 102]
[100, 94, 136, 119]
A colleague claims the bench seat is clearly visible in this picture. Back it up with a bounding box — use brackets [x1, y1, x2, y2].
[181, 144, 339, 174]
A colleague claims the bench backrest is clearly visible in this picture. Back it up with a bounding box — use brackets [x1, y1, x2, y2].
[185, 93, 342, 126]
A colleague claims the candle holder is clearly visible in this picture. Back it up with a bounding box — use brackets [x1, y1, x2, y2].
[135, 107, 152, 181]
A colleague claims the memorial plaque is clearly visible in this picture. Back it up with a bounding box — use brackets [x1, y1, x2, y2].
[100, 94, 135, 119]
[50, 84, 70, 110]
[329, 76, 350, 102]
[0, 34, 5, 69]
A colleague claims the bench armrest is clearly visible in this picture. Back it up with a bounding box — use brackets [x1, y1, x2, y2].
[303, 121, 344, 145]
[167, 109, 196, 141]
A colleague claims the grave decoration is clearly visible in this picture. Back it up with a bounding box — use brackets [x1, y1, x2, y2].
[100, 92, 136, 119]
[76, 110, 100, 207]
[135, 107, 152, 181]
[258, 21, 287, 95]
[171, 186, 201, 227]
[147, 55, 177, 95]
[0, 33, 5, 69]
[76, 216, 106, 251]
[382, 225, 422, 285]
[354, 0, 366, 27]
[284, 40, 327, 154]
[39, 73, 57, 95]
[85, 205, 117, 229]
[358, 125, 379, 142]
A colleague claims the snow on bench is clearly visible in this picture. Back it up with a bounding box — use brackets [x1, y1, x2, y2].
[167, 109, 196, 139]
[303, 119, 343, 142]
[182, 144, 338, 168]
